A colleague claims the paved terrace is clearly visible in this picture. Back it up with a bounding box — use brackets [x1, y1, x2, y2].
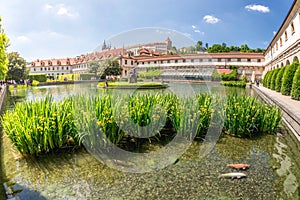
[252, 84, 300, 142]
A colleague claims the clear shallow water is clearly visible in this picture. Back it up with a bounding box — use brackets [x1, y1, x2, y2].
[1, 82, 299, 199]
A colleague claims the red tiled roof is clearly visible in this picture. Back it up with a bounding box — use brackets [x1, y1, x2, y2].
[217, 69, 232, 74]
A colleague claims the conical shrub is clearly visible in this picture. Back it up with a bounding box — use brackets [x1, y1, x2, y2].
[275, 67, 286, 92]
[281, 62, 299, 96]
[291, 66, 300, 100]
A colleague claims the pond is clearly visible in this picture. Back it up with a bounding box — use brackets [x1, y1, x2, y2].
[0, 82, 299, 199]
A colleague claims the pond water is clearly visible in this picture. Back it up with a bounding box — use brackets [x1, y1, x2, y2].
[0, 82, 299, 199]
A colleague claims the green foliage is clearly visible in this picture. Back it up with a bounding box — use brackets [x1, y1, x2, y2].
[221, 81, 246, 88]
[88, 61, 100, 74]
[221, 69, 237, 81]
[2, 96, 78, 155]
[98, 81, 167, 88]
[97, 58, 122, 79]
[79, 73, 100, 80]
[57, 74, 79, 81]
[0, 17, 9, 79]
[281, 62, 299, 96]
[31, 80, 39, 87]
[138, 68, 162, 79]
[212, 69, 221, 81]
[224, 95, 282, 137]
[291, 66, 300, 100]
[207, 43, 265, 53]
[239, 75, 247, 82]
[262, 71, 270, 87]
[270, 68, 280, 90]
[275, 67, 286, 92]
[267, 70, 274, 89]
[6, 52, 27, 81]
[28, 74, 47, 82]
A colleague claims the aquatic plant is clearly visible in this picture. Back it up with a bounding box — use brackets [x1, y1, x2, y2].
[2, 93, 282, 155]
[223, 95, 282, 137]
[2, 96, 78, 155]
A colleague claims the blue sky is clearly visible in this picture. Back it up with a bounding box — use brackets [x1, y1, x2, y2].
[0, 0, 294, 61]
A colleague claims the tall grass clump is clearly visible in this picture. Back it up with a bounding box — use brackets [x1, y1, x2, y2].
[291, 66, 300, 100]
[275, 67, 286, 92]
[2, 96, 78, 155]
[224, 95, 282, 137]
[281, 62, 299, 95]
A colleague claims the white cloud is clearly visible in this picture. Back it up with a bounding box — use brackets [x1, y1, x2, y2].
[57, 5, 78, 18]
[203, 15, 220, 24]
[273, 31, 277, 35]
[44, 4, 53, 10]
[192, 25, 197, 29]
[194, 30, 204, 35]
[16, 36, 30, 43]
[245, 4, 270, 13]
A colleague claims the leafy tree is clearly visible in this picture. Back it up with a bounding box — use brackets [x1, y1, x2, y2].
[240, 44, 250, 52]
[6, 52, 27, 81]
[0, 17, 9, 79]
[196, 41, 203, 51]
[88, 61, 100, 74]
[97, 58, 122, 79]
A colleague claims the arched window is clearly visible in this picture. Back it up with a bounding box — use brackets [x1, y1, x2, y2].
[285, 31, 288, 41]
[291, 22, 295, 34]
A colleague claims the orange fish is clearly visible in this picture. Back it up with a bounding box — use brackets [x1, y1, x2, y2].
[227, 163, 250, 170]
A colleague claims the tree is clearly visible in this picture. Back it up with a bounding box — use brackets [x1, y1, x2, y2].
[6, 52, 27, 81]
[0, 17, 9, 79]
[97, 58, 122, 79]
[88, 61, 100, 74]
[196, 41, 203, 51]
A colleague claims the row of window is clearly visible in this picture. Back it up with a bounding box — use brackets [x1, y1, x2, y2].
[137, 58, 261, 65]
[274, 13, 298, 52]
[32, 66, 70, 71]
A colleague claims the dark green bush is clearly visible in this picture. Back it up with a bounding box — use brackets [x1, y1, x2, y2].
[267, 70, 274, 89]
[291, 66, 300, 100]
[270, 68, 279, 90]
[275, 67, 286, 92]
[263, 71, 271, 87]
[79, 73, 100, 80]
[221, 69, 237, 81]
[28, 74, 47, 82]
[281, 62, 299, 96]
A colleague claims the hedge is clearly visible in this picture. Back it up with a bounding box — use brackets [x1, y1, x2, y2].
[79, 73, 100, 80]
[270, 68, 279, 90]
[291, 66, 300, 100]
[263, 71, 271, 87]
[28, 74, 47, 82]
[281, 62, 299, 96]
[275, 67, 286, 92]
[267, 70, 274, 89]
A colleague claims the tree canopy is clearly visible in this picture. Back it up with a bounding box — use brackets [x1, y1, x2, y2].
[97, 58, 122, 79]
[88, 60, 100, 74]
[6, 52, 27, 81]
[0, 17, 9, 79]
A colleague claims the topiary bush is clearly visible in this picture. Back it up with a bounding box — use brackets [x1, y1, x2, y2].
[275, 67, 286, 92]
[28, 74, 47, 82]
[270, 68, 279, 90]
[291, 66, 300, 100]
[281, 62, 299, 96]
[267, 70, 274, 89]
[263, 71, 271, 87]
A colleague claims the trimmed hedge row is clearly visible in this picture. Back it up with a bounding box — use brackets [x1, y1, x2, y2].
[28, 74, 47, 82]
[262, 62, 299, 99]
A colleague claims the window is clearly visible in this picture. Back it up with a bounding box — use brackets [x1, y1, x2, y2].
[175, 60, 178, 63]
[67, 67, 69, 70]
[154, 61, 157, 64]
[167, 60, 170, 63]
[34, 68, 36, 71]
[280, 38, 283, 46]
[125, 60, 127, 65]
[191, 59, 194, 63]
[291, 22, 295, 34]
[62, 67, 64, 70]
[237, 58, 241, 62]
[208, 59, 212, 62]
[142, 62, 144, 65]
[41, 68, 43, 71]
[285, 31, 288, 41]
[227, 58, 231, 62]
[257, 59, 261, 63]
[52, 67, 54, 70]
[199, 59, 203, 62]
[183, 59, 186, 63]
[218, 58, 221, 62]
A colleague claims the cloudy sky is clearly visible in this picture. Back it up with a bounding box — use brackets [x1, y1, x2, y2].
[0, 0, 294, 61]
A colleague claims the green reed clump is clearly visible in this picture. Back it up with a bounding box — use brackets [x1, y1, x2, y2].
[224, 95, 282, 137]
[2, 96, 78, 155]
[172, 94, 212, 140]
